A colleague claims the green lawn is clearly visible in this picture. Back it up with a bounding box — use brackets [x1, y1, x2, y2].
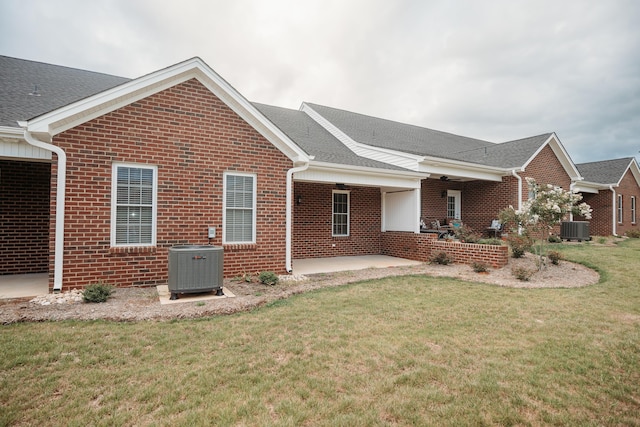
[2, 240, 639, 426]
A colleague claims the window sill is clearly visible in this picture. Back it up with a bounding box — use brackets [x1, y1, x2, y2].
[223, 243, 257, 251]
[110, 246, 157, 254]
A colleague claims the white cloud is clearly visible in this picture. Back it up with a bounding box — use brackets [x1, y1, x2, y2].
[1, 0, 638, 163]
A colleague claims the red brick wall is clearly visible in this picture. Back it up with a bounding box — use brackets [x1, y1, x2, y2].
[51, 79, 292, 290]
[522, 144, 572, 195]
[462, 176, 519, 233]
[381, 231, 508, 268]
[293, 182, 381, 258]
[613, 169, 640, 236]
[580, 191, 612, 236]
[0, 160, 51, 275]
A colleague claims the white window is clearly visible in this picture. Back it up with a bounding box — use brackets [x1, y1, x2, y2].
[111, 163, 157, 246]
[447, 190, 461, 219]
[618, 194, 623, 223]
[632, 196, 636, 224]
[223, 173, 256, 244]
[332, 190, 350, 236]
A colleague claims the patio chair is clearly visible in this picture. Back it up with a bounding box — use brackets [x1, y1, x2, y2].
[487, 219, 502, 238]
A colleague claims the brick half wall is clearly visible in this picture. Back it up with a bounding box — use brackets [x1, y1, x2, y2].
[381, 231, 508, 268]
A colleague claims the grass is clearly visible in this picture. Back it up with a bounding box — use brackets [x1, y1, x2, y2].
[1, 241, 639, 426]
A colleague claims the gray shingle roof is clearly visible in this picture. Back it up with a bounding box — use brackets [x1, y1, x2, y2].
[446, 133, 553, 168]
[304, 102, 495, 158]
[253, 103, 410, 171]
[576, 157, 634, 185]
[0, 55, 130, 127]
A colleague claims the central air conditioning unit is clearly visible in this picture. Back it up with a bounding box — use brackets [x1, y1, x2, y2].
[560, 221, 590, 242]
[168, 245, 224, 300]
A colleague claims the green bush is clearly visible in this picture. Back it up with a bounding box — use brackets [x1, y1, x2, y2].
[82, 282, 114, 303]
[507, 235, 532, 258]
[548, 234, 562, 243]
[430, 251, 453, 265]
[625, 229, 640, 238]
[471, 261, 489, 273]
[511, 266, 535, 281]
[547, 250, 563, 265]
[258, 271, 279, 286]
[477, 238, 503, 246]
[455, 225, 480, 243]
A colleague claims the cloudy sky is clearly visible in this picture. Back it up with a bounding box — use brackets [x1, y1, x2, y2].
[1, 0, 639, 163]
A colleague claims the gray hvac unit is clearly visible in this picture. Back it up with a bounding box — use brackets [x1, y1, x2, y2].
[168, 245, 224, 300]
[560, 221, 590, 242]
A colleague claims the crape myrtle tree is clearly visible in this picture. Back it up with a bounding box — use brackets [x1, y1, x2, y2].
[499, 177, 592, 270]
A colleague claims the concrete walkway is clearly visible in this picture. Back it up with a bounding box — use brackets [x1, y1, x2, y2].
[293, 255, 421, 275]
[0, 273, 49, 299]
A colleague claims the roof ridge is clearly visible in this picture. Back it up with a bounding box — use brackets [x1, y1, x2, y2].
[576, 157, 634, 166]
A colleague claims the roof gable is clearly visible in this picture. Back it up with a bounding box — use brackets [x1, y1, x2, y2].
[16, 57, 308, 162]
[577, 157, 640, 187]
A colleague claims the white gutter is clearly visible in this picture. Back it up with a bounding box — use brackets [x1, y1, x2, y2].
[285, 162, 310, 273]
[511, 169, 523, 211]
[610, 185, 618, 236]
[22, 130, 66, 291]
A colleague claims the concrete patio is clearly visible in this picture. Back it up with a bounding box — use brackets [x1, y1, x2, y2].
[293, 255, 422, 275]
[0, 273, 49, 299]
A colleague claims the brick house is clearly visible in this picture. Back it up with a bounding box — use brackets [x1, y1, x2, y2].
[574, 158, 640, 236]
[0, 55, 628, 292]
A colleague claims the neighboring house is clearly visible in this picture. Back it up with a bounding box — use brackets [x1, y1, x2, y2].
[574, 158, 640, 236]
[0, 55, 626, 292]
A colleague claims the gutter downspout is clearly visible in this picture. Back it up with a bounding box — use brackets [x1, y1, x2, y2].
[610, 185, 618, 236]
[23, 130, 66, 292]
[286, 162, 310, 273]
[511, 169, 522, 211]
[569, 182, 575, 222]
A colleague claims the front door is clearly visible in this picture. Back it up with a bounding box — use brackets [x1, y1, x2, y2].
[447, 190, 461, 220]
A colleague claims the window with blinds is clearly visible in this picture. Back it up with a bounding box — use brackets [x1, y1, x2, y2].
[224, 173, 256, 243]
[112, 164, 157, 246]
[332, 191, 349, 236]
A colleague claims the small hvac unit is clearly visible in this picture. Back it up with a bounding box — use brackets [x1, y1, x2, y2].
[168, 245, 224, 300]
[560, 221, 590, 242]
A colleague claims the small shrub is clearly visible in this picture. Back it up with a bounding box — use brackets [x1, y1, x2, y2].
[471, 261, 489, 273]
[625, 229, 640, 238]
[548, 234, 562, 243]
[597, 237, 607, 244]
[82, 282, 114, 303]
[259, 271, 279, 286]
[477, 238, 503, 246]
[455, 225, 480, 243]
[430, 251, 453, 265]
[507, 235, 532, 258]
[547, 250, 563, 265]
[511, 266, 536, 281]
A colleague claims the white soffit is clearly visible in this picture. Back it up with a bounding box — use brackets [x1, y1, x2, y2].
[295, 162, 424, 189]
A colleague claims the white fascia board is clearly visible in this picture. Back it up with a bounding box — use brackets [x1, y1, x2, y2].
[0, 126, 24, 140]
[300, 103, 423, 170]
[419, 157, 505, 182]
[619, 159, 640, 187]
[572, 181, 606, 194]
[522, 133, 581, 179]
[295, 161, 425, 189]
[22, 58, 309, 163]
